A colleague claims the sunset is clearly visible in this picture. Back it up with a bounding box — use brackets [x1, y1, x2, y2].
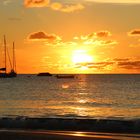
[0, 0, 140, 74]
[0, 0, 140, 140]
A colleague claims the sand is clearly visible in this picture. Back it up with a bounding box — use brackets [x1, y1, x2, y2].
[0, 130, 140, 140]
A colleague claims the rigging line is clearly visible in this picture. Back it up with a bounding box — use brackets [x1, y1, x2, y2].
[7, 47, 12, 70]
[4, 35, 7, 73]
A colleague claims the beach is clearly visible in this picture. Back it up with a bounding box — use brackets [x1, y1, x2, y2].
[0, 130, 140, 140]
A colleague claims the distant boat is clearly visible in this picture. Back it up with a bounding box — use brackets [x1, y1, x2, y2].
[37, 72, 52, 76]
[56, 74, 75, 79]
[0, 36, 17, 78]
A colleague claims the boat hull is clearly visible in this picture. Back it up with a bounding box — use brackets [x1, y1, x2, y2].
[0, 72, 17, 78]
[37, 73, 52, 76]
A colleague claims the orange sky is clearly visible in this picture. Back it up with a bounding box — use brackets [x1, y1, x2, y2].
[0, 0, 140, 74]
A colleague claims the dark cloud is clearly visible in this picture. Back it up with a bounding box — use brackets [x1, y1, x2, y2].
[75, 58, 140, 71]
[87, 31, 112, 39]
[118, 61, 140, 70]
[128, 29, 140, 36]
[28, 31, 61, 41]
[96, 31, 111, 38]
[101, 40, 118, 45]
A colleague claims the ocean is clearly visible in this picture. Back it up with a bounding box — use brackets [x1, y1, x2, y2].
[0, 74, 140, 120]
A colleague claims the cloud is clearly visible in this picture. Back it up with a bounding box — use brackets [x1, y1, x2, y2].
[128, 29, 140, 36]
[50, 3, 84, 13]
[84, 31, 112, 40]
[100, 40, 118, 46]
[75, 61, 114, 69]
[49, 2, 62, 10]
[77, 31, 117, 46]
[24, 0, 50, 8]
[114, 58, 140, 70]
[27, 31, 118, 49]
[96, 31, 112, 38]
[85, 40, 117, 46]
[83, 39, 118, 46]
[113, 58, 130, 61]
[118, 61, 140, 70]
[24, 0, 85, 12]
[28, 31, 61, 42]
[75, 57, 140, 71]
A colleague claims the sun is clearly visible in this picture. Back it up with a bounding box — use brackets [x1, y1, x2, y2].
[72, 50, 93, 64]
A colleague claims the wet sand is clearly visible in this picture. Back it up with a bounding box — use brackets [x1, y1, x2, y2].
[0, 130, 140, 140]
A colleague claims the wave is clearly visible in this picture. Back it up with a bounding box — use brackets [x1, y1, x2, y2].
[0, 117, 140, 134]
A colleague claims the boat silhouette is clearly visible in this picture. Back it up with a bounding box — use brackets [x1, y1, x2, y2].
[56, 74, 75, 79]
[37, 72, 52, 76]
[0, 36, 17, 78]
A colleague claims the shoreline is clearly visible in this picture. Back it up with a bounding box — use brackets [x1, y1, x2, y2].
[0, 130, 140, 140]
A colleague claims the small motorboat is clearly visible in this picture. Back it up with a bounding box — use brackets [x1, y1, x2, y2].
[37, 72, 52, 76]
[56, 74, 75, 79]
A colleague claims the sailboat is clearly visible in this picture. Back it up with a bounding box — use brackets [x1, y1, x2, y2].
[0, 36, 17, 78]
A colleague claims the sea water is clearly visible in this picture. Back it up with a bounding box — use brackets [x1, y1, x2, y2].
[0, 74, 140, 120]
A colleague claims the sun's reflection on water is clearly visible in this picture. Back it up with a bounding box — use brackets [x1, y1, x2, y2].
[72, 107, 87, 116]
[61, 84, 70, 89]
[77, 99, 87, 103]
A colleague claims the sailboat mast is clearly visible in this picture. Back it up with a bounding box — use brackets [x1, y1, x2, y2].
[13, 42, 16, 72]
[4, 35, 7, 73]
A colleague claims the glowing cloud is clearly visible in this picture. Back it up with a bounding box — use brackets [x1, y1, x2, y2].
[113, 58, 130, 62]
[78, 31, 117, 47]
[75, 61, 114, 70]
[50, 3, 84, 13]
[24, 0, 85, 12]
[24, 0, 50, 7]
[27, 31, 118, 50]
